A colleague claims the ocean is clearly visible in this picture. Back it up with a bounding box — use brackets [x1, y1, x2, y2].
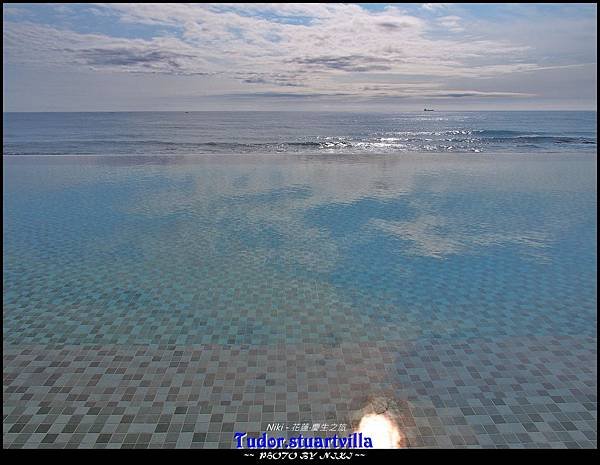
[3, 111, 597, 156]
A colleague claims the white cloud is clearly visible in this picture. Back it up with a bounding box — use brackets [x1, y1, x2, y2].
[2, 3, 596, 109]
[3, 6, 532, 82]
[437, 15, 464, 32]
[421, 3, 453, 12]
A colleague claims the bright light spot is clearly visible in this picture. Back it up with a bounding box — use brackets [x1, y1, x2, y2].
[355, 413, 403, 449]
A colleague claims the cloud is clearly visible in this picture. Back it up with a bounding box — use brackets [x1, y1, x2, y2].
[76, 47, 192, 69]
[436, 15, 464, 32]
[219, 91, 350, 99]
[422, 3, 453, 12]
[376, 21, 406, 31]
[241, 75, 305, 87]
[2, 3, 596, 108]
[3, 21, 213, 75]
[425, 90, 534, 98]
[2, 5, 27, 16]
[291, 55, 393, 72]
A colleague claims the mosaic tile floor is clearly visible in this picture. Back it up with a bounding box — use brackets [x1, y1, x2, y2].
[3, 153, 597, 448]
[4, 336, 596, 449]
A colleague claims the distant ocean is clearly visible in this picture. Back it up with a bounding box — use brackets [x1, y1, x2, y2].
[3, 111, 597, 156]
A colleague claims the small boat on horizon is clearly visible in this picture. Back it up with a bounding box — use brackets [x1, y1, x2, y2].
[423, 108, 435, 111]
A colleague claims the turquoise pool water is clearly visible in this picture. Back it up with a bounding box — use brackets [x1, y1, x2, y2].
[4, 152, 596, 345]
[3, 151, 597, 449]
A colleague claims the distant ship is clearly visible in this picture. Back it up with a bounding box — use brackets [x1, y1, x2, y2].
[423, 108, 435, 111]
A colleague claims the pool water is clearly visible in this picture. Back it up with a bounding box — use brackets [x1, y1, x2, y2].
[3, 152, 597, 448]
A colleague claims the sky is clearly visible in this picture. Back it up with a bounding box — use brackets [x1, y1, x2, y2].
[2, 3, 597, 111]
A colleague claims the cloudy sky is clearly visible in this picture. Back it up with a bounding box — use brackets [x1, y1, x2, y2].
[3, 3, 597, 111]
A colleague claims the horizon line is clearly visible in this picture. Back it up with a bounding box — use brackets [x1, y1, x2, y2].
[3, 109, 598, 114]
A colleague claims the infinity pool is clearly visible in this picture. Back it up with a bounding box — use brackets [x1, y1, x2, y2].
[3, 152, 597, 448]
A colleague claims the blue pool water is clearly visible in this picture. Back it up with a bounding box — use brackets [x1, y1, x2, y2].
[3, 151, 597, 346]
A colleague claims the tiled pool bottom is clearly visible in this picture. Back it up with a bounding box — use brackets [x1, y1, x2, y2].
[3, 337, 596, 449]
[3, 153, 597, 448]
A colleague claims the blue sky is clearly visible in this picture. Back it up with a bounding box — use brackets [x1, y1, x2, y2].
[3, 3, 597, 111]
